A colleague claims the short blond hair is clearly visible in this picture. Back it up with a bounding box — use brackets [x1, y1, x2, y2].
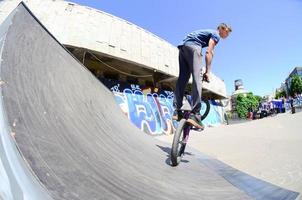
[218, 23, 232, 32]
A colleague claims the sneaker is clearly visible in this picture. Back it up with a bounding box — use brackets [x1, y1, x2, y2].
[187, 113, 204, 130]
[172, 109, 183, 121]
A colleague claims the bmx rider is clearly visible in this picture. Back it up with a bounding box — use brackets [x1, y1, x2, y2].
[173, 23, 232, 128]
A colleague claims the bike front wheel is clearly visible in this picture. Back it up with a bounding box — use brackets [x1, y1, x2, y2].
[170, 119, 188, 166]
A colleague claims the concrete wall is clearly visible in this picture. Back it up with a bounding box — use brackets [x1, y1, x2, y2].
[102, 79, 224, 135]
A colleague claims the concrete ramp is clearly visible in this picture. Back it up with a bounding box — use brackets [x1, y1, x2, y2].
[0, 2, 298, 200]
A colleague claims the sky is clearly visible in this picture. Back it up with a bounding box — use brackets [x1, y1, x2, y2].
[70, 0, 302, 96]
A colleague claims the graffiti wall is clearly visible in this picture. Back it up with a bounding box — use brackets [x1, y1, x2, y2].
[101, 79, 224, 135]
[202, 100, 224, 126]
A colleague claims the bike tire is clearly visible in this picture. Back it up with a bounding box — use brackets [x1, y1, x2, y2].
[170, 119, 187, 166]
[200, 99, 210, 121]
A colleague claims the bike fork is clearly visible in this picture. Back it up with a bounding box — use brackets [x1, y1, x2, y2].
[179, 126, 190, 156]
[183, 126, 190, 143]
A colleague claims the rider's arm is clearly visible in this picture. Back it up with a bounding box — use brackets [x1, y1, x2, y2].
[205, 38, 216, 75]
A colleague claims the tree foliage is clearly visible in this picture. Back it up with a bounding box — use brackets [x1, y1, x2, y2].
[254, 95, 262, 103]
[236, 92, 260, 118]
[290, 75, 302, 96]
[275, 90, 286, 99]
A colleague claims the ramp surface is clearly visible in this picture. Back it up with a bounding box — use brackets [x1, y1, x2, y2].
[0, 3, 298, 200]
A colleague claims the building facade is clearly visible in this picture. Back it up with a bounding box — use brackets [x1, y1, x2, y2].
[0, 0, 227, 99]
[285, 67, 302, 96]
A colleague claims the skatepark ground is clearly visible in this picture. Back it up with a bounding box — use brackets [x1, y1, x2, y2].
[156, 111, 302, 197]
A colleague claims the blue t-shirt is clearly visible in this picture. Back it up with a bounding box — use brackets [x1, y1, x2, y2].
[179, 29, 220, 48]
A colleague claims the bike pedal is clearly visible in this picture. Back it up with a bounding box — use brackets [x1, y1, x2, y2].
[186, 119, 204, 130]
[191, 127, 204, 132]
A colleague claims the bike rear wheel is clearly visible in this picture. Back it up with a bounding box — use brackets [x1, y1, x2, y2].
[200, 99, 210, 121]
[171, 119, 187, 166]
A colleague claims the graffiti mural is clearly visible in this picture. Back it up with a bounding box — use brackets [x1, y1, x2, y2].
[100, 78, 224, 135]
[202, 100, 224, 126]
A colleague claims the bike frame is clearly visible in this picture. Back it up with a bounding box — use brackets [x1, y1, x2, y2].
[171, 99, 210, 166]
[182, 111, 192, 144]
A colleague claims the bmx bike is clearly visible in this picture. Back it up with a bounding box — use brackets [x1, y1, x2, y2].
[170, 99, 210, 166]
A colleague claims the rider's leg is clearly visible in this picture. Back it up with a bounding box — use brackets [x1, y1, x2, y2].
[183, 45, 204, 128]
[173, 46, 191, 120]
[189, 46, 202, 115]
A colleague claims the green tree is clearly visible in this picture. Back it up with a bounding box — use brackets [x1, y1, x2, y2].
[255, 95, 262, 103]
[236, 94, 248, 118]
[236, 92, 261, 118]
[275, 90, 286, 99]
[246, 92, 259, 110]
[290, 75, 302, 96]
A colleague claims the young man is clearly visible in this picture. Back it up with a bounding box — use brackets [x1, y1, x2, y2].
[173, 23, 232, 128]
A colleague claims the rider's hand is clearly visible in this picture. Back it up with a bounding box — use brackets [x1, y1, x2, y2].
[203, 73, 210, 83]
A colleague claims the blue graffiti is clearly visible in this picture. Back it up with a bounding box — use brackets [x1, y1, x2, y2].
[201, 102, 223, 126]
[106, 80, 223, 135]
[123, 89, 156, 134]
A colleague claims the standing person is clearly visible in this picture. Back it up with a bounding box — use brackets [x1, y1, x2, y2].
[173, 23, 232, 128]
[290, 96, 295, 114]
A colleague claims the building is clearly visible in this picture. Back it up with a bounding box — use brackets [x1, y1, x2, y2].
[285, 67, 302, 96]
[0, 0, 227, 99]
